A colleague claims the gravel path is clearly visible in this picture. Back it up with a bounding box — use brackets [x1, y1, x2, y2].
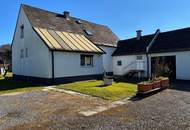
[1, 83, 190, 130]
[0, 90, 110, 130]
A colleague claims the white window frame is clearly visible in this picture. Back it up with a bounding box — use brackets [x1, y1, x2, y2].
[80, 55, 93, 67]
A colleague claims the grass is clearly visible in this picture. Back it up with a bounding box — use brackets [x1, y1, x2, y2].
[57, 80, 137, 100]
[0, 73, 43, 94]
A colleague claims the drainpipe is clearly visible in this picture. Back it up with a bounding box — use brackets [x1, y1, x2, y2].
[51, 50, 55, 83]
[146, 53, 150, 80]
[146, 29, 160, 80]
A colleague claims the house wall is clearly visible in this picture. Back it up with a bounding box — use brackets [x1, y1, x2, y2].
[113, 54, 148, 77]
[150, 51, 190, 80]
[54, 51, 103, 78]
[12, 7, 52, 78]
[99, 46, 116, 73]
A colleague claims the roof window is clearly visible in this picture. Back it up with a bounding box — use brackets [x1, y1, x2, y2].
[84, 29, 93, 36]
[76, 20, 82, 24]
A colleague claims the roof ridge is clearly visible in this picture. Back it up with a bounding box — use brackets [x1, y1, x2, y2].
[160, 27, 190, 34]
[119, 33, 155, 42]
[21, 4, 58, 15]
[121, 27, 190, 42]
[21, 4, 112, 29]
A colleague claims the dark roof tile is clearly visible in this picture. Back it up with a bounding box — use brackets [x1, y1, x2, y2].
[22, 4, 119, 47]
[113, 27, 190, 56]
[150, 27, 190, 53]
[112, 34, 155, 56]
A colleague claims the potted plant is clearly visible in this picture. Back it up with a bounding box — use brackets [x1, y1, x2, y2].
[137, 81, 153, 92]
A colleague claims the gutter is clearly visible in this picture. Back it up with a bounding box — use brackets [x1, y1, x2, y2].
[146, 29, 160, 79]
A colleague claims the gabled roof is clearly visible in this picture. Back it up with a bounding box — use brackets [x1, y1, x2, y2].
[34, 27, 104, 53]
[22, 4, 119, 48]
[113, 27, 190, 56]
[112, 34, 155, 56]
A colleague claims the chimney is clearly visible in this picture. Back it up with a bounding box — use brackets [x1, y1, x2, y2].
[136, 30, 142, 40]
[63, 11, 70, 20]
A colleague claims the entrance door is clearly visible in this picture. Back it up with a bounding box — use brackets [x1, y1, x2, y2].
[151, 56, 176, 80]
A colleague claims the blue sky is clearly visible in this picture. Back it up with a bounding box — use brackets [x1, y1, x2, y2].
[1, 0, 190, 45]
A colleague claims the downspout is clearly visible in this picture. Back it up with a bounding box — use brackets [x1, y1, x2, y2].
[146, 54, 150, 79]
[146, 29, 160, 79]
[51, 50, 55, 83]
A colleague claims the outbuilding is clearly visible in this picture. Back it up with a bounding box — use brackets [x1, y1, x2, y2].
[112, 28, 190, 80]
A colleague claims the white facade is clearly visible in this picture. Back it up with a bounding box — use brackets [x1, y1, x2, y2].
[113, 51, 190, 80]
[99, 46, 116, 73]
[12, 8, 52, 78]
[12, 7, 113, 79]
[54, 51, 103, 78]
[113, 54, 147, 77]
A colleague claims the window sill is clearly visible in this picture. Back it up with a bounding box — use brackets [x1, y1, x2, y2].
[80, 66, 93, 68]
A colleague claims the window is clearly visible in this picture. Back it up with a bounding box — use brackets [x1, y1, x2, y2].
[76, 20, 82, 24]
[84, 29, 93, 36]
[20, 49, 24, 58]
[80, 55, 93, 67]
[25, 48, 28, 58]
[117, 60, 122, 66]
[137, 55, 143, 60]
[20, 24, 24, 38]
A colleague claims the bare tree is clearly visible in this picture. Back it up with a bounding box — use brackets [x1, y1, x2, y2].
[0, 44, 11, 77]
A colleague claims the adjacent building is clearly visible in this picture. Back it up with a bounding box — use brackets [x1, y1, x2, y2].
[112, 28, 190, 80]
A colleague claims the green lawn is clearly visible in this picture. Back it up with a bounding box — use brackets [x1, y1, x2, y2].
[0, 73, 43, 94]
[57, 80, 137, 100]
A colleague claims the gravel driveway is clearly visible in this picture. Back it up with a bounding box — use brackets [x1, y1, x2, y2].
[1, 83, 190, 130]
[0, 90, 110, 130]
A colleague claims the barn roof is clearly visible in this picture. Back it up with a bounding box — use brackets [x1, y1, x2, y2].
[22, 4, 119, 50]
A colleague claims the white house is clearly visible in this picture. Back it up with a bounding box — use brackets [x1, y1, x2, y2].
[112, 28, 190, 80]
[12, 4, 119, 83]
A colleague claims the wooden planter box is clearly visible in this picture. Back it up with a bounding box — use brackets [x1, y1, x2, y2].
[153, 80, 161, 89]
[138, 82, 153, 92]
[161, 78, 170, 89]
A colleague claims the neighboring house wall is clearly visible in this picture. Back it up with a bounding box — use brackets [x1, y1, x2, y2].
[99, 46, 116, 73]
[12, 8, 52, 78]
[113, 54, 147, 77]
[150, 51, 190, 80]
[54, 51, 103, 78]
